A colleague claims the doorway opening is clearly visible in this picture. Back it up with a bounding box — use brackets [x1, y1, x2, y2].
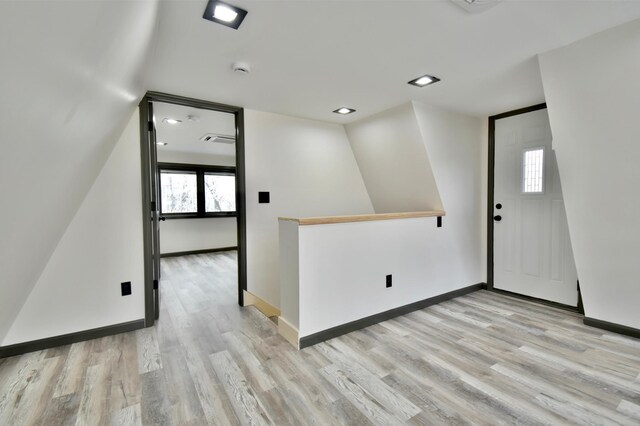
[487, 103, 581, 312]
[139, 92, 246, 327]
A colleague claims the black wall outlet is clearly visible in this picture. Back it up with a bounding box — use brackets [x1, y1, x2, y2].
[258, 191, 270, 203]
[121, 281, 132, 296]
[386, 274, 392, 288]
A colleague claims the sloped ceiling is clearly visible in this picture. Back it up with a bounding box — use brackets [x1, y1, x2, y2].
[147, 0, 640, 123]
[539, 19, 640, 329]
[0, 1, 159, 342]
[2, 0, 640, 344]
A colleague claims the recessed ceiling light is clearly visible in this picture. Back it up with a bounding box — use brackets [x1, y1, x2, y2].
[333, 107, 356, 115]
[157, 142, 168, 146]
[203, 0, 248, 30]
[214, 5, 237, 22]
[162, 118, 182, 124]
[408, 74, 441, 87]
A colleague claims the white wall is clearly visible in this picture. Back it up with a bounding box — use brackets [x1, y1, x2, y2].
[3, 110, 145, 345]
[293, 217, 468, 337]
[244, 110, 374, 307]
[539, 19, 640, 329]
[345, 103, 443, 213]
[157, 151, 235, 167]
[412, 101, 485, 286]
[160, 218, 237, 254]
[278, 101, 484, 338]
[157, 150, 237, 254]
[278, 221, 299, 330]
[0, 0, 158, 343]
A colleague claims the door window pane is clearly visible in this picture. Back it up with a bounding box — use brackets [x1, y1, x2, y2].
[160, 171, 197, 213]
[205, 174, 236, 212]
[522, 148, 544, 193]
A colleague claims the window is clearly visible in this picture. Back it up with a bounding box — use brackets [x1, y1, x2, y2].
[522, 148, 544, 193]
[204, 173, 236, 213]
[160, 171, 197, 213]
[159, 163, 236, 218]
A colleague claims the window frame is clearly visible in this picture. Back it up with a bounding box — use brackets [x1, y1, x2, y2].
[159, 162, 237, 219]
[521, 146, 545, 195]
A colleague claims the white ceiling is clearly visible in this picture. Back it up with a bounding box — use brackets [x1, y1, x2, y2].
[148, 1, 640, 123]
[154, 101, 236, 156]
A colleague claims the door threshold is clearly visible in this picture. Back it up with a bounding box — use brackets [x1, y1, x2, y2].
[488, 288, 580, 313]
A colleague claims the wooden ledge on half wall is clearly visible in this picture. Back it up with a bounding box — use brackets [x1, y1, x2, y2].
[278, 210, 446, 226]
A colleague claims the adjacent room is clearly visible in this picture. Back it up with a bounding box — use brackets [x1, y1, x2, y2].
[154, 100, 241, 327]
[0, 0, 639, 424]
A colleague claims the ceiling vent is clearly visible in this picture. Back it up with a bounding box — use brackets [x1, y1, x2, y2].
[450, 0, 502, 14]
[200, 133, 235, 144]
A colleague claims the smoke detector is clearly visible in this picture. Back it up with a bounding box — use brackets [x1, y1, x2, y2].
[200, 133, 235, 144]
[450, 0, 501, 14]
[232, 62, 251, 75]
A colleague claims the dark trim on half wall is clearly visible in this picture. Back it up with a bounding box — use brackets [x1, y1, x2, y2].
[298, 283, 484, 349]
[583, 317, 640, 340]
[0, 319, 144, 358]
[160, 247, 237, 258]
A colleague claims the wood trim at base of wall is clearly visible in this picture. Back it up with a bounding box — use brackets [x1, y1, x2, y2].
[583, 317, 640, 339]
[160, 247, 237, 258]
[0, 319, 145, 358]
[298, 283, 485, 349]
[277, 317, 299, 348]
[243, 290, 281, 318]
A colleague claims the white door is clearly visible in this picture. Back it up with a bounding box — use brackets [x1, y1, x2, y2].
[493, 108, 578, 306]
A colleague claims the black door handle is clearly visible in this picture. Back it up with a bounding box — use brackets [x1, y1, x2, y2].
[494, 215, 502, 222]
[159, 216, 166, 221]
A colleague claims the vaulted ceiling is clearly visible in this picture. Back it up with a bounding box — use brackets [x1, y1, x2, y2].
[148, 1, 640, 123]
[2, 0, 640, 344]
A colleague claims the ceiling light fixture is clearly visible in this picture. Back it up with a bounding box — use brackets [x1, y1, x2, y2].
[203, 0, 248, 30]
[214, 5, 237, 22]
[162, 118, 182, 124]
[333, 107, 356, 115]
[408, 74, 441, 87]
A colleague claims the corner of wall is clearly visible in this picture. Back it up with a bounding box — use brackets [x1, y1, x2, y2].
[344, 102, 443, 213]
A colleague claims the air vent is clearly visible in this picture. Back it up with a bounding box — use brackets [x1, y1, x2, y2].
[200, 133, 235, 144]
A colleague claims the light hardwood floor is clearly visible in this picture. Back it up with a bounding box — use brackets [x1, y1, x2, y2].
[1, 251, 640, 425]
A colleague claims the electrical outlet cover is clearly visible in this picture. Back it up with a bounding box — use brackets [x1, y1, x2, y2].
[121, 281, 132, 296]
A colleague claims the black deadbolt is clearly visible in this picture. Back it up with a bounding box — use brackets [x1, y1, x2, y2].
[493, 215, 502, 222]
[496, 203, 502, 209]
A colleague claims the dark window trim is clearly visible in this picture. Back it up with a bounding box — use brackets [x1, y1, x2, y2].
[159, 162, 237, 219]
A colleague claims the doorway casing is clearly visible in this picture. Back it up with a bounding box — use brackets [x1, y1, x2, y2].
[139, 91, 247, 327]
[487, 102, 582, 313]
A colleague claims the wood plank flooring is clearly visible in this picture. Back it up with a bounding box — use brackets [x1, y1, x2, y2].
[1, 251, 639, 425]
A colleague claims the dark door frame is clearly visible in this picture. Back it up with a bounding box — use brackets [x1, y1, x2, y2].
[139, 91, 247, 327]
[486, 102, 547, 290]
[487, 102, 582, 312]
[487, 103, 584, 315]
